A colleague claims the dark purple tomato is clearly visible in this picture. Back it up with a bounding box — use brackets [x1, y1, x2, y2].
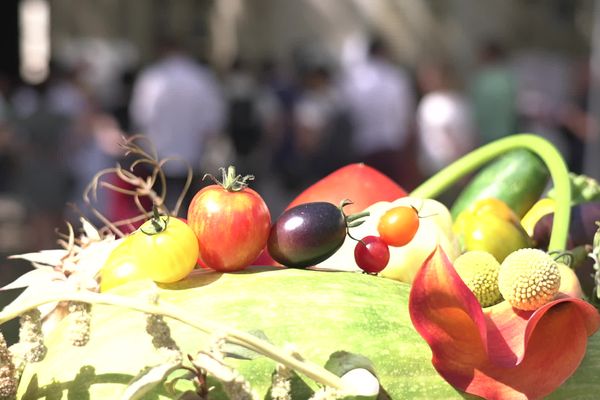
[354, 236, 390, 274]
[267, 202, 347, 268]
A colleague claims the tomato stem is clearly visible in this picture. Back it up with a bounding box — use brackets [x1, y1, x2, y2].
[339, 199, 370, 228]
[339, 199, 369, 244]
[203, 166, 255, 192]
[410, 134, 571, 252]
[140, 205, 169, 235]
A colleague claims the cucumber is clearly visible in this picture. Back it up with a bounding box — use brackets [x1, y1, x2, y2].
[450, 149, 549, 219]
[15, 268, 600, 399]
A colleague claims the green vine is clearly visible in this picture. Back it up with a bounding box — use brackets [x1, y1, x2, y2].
[410, 134, 571, 252]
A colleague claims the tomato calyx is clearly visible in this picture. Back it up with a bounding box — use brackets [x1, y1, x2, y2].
[339, 199, 370, 243]
[203, 165, 255, 192]
[140, 206, 170, 236]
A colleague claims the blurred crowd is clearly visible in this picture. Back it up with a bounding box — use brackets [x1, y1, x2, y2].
[0, 36, 596, 252]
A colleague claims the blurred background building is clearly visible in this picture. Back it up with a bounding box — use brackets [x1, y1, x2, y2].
[1, 1, 600, 339]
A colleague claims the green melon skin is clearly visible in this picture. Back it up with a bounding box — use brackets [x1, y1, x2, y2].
[15, 267, 600, 399]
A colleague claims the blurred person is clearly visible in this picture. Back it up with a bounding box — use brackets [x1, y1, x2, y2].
[340, 37, 417, 188]
[112, 68, 137, 133]
[12, 82, 71, 250]
[0, 74, 17, 192]
[469, 40, 518, 143]
[512, 49, 572, 157]
[260, 59, 301, 189]
[223, 59, 263, 170]
[10, 82, 40, 120]
[0, 74, 9, 123]
[224, 59, 286, 173]
[129, 37, 226, 212]
[416, 61, 477, 177]
[254, 60, 286, 159]
[63, 112, 127, 226]
[44, 62, 91, 119]
[558, 59, 599, 174]
[292, 64, 350, 187]
[250, 59, 302, 215]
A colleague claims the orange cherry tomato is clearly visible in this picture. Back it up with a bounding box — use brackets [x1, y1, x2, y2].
[377, 206, 420, 247]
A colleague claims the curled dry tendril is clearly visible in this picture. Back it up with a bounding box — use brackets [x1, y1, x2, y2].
[82, 135, 193, 238]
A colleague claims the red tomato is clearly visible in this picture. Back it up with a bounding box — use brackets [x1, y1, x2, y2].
[179, 218, 210, 269]
[377, 206, 420, 247]
[354, 236, 390, 274]
[286, 163, 407, 215]
[187, 168, 271, 272]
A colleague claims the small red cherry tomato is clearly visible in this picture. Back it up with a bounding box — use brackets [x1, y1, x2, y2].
[187, 166, 271, 272]
[377, 206, 420, 247]
[354, 235, 390, 274]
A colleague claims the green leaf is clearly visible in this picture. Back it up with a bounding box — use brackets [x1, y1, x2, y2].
[324, 351, 377, 378]
[325, 351, 381, 399]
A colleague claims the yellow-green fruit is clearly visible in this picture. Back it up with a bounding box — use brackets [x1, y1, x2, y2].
[557, 262, 584, 299]
[453, 251, 502, 307]
[498, 248, 561, 311]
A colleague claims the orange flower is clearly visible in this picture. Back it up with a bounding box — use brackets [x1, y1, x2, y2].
[409, 247, 600, 400]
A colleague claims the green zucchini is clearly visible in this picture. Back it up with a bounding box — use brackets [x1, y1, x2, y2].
[15, 268, 600, 399]
[450, 149, 549, 219]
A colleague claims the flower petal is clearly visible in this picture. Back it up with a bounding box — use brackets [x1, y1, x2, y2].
[409, 246, 600, 400]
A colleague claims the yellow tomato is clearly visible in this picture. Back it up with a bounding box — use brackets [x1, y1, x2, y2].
[128, 216, 199, 283]
[100, 237, 150, 292]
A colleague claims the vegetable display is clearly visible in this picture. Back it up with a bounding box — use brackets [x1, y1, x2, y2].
[1, 133, 600, 400]
[316, 196, 460, 283]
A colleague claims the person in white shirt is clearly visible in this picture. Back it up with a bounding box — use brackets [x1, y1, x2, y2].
[340, 37, 417, 187]
[416, 61, 477, 177]
[129, 39, 226, 210]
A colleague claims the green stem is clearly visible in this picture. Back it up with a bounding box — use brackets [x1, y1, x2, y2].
[203, 166, 255, 192]
[410, 134, 571, 252]
[140, 206, 169, 235]
[0, 291, 346, 391]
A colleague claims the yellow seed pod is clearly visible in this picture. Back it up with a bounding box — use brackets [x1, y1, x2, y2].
[453, 251, 502, 307]
[498, 248, 561, 311]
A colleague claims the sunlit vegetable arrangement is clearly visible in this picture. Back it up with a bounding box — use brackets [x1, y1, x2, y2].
[1, 134, 600, 400]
